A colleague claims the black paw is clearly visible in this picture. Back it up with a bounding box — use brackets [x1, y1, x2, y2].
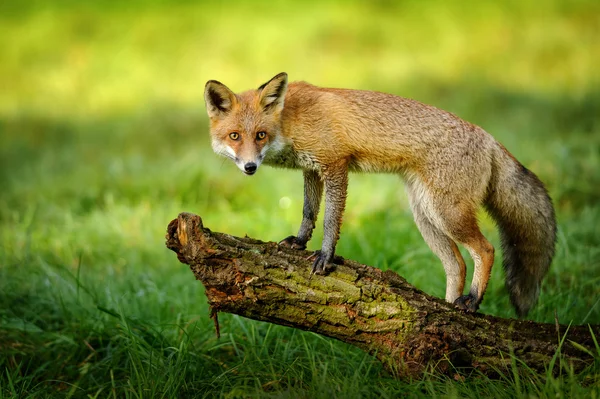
[453, 294, 480, 313]
[278, 235, 307, 250]
[310, 250, 334, 275]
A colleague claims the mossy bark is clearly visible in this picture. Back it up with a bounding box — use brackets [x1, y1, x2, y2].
[165, 212, 598, 379]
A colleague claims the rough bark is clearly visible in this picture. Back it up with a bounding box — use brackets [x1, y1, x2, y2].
[165, 212, 599, 379]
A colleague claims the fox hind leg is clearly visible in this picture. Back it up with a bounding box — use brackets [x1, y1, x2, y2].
[454, 233, 495, 312]
[433, 209, 494, 312]
[407, 179, 495, 312]
[407, 185, 467, 303]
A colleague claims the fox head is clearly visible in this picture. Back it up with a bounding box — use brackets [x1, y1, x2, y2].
[204, 72, 288, 175]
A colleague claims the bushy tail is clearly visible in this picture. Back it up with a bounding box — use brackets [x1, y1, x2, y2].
[485, 144, 556, 317]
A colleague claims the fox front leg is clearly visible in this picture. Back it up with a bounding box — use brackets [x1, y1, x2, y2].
[279, 169, 324, 250]
[311, 162, 348, 275]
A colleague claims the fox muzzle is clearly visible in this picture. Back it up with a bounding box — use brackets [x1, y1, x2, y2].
[244, 162, 257, 175]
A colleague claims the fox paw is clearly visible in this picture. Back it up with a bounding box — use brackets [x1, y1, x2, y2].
[453, 294, 480, 313]
[278, 235, 307, 250]
[309, 251, 334, 275]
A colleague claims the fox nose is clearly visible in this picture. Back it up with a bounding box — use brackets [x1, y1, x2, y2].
[244, 162, 257, 175]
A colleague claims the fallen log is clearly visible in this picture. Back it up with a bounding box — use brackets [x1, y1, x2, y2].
[165, 212, 598, 378]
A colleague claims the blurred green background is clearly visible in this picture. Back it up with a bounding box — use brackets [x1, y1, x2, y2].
[1, 0, 599, 397]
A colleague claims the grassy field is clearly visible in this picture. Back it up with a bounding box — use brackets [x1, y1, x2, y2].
[1, 0, 599, 397]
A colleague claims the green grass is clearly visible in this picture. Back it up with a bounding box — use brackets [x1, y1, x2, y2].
[1, 0, 600, 397]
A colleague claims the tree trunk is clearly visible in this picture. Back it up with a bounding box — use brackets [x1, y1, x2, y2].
[165, 212, 598, 379]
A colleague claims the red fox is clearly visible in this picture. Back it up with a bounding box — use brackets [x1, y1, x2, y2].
[204, 72, 556, 316]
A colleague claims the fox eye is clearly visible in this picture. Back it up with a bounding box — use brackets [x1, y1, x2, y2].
[256, 131, 267, 140]
[229, 132, 240, 141]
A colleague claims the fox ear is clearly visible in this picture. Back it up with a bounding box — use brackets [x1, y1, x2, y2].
[205, 80, 237, 119]
[258, 72, 288, 113]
